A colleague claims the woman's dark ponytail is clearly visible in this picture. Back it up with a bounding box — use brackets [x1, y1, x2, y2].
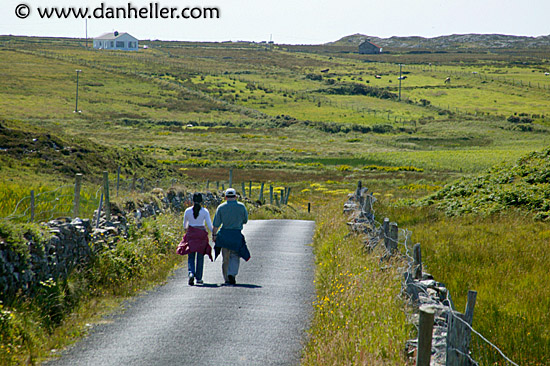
[192, 203, 201, 219]
[192, 193, 203, 219]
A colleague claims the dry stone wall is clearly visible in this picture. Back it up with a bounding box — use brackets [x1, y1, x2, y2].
[0, 189, 224, 302]
[344, 184, 478, 366]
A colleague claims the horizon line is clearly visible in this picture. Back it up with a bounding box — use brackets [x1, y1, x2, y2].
[1, 32, 549, 46]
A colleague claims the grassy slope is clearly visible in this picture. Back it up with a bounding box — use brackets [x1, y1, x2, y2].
[422, 146, 550, 219]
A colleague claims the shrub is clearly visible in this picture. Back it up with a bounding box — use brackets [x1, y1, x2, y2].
[336, 165, 353, 172]
[371, 124, 394, 133]
[306, 73, 322, 81]
[520, 117, 533, 123]
[420, 146, 550, 218]
[322, 83, 397, 100]
[419, 99, 431, 106]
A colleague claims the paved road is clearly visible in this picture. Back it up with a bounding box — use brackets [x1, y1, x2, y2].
[44, 220, 315, 366]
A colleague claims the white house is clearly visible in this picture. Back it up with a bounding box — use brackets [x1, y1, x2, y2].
[93, 31, 138, 51]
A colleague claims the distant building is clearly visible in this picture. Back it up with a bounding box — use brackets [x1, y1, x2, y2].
[358, 40, 382, 54]
[93, 31, 138, 51]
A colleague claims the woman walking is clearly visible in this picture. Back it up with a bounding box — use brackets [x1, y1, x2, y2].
[181, 193, 213, 285]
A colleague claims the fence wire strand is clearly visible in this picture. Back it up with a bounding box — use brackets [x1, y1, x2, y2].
[445, 301, 520, 366]
[351, 191, 520, 366]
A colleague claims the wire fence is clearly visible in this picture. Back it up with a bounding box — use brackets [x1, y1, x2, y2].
[0, 175, 185, 224]
[347, 183, 520, 366]
[1, 168, 292, 224]
[2, 184, 75, 223]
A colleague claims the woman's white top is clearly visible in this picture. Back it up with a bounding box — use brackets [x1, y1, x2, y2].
[183, 206, 213, 232]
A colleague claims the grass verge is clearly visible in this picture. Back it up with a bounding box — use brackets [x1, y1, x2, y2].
[302, 197, 412, 365]
[0, 213, 185, 365]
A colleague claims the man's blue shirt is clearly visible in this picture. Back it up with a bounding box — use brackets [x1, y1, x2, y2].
[213, 200, 248, 230]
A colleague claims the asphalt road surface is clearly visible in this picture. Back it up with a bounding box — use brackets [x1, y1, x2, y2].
[44, 219, 316, 366]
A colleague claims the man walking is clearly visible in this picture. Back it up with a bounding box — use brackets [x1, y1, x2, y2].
[212, 188, 250, 285]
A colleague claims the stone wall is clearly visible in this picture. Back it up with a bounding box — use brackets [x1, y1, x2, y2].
[0, 189, 224, 302]
[344, 185, 476, 366]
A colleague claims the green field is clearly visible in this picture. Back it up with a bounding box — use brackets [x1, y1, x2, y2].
[0, 35, 549, 365]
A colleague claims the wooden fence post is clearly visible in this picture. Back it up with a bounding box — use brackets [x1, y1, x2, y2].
[242, 182, 246, 197]
[206, 179, 210, 190]
[356, 180, 362, 199]
[30, 190, 35, 223]
[382, 217, 390, 243]
[362, 194, 373, 219]
[249, 181, 252, 198]
[446, 311, 468, 366]
[417, 305, 435, 366]
[308, 202, 311, 213]
[229, 168, 233, 188]
[389, 222, 398, 253]
[413, 243, 423, 280]
[465, 290, 477, 324]
[275, 193, 279, 206]
[446, 290, 477, 366]
[103, 171, 111, 221]
[270, 185, 273, 205]
[259, 182, 265, 202]
[463, 290, 478, 358]
[73, 173, 82, 219]
[285, 187, 291, 204]
[280, 189, 285, 205]
[95, 193, 103, 228]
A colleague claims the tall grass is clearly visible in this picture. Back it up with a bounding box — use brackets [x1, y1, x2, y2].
[379, 203, 549, 366]
[302, 198, 412, 365]
[0, 182, 101, 224]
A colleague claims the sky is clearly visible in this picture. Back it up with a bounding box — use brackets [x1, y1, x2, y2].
[1, 0, 549, 44]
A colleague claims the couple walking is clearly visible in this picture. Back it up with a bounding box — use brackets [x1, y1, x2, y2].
[180, 188, 249, 286]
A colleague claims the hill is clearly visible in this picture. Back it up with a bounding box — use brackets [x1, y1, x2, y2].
[0, 120, 175, 183]
[329, 33, 550, 49]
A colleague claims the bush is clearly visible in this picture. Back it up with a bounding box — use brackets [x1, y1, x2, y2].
[305, 73, 323, 81]
[372, 124, 394, 133]
[322, 83, 397, 100]
[336, 165, 353, 172]
[419, 99, 431, 106]
[520, 117, 533, 123]
[420, 146, 550, 218]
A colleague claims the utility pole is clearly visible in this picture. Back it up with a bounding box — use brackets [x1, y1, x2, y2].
[398, 63, 403, 101]
[75, 69, 82, 113]
[85, 18, 88, 48]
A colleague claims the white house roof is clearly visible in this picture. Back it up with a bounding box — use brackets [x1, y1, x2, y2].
[95, 32, 137, 40]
